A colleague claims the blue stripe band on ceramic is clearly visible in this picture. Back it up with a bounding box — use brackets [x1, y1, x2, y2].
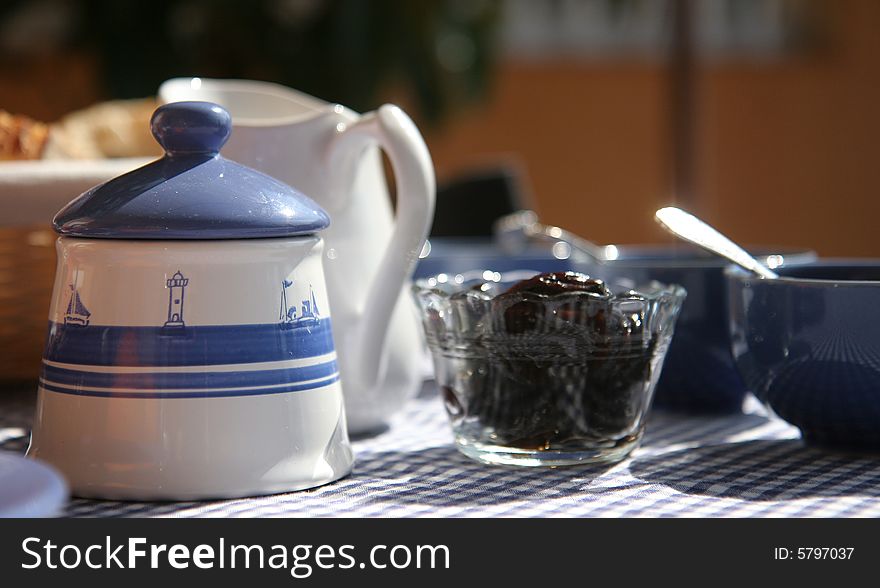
[39, 374, 340, 399]
[41, 360, 338, 390]
[43, 320, 335, 366]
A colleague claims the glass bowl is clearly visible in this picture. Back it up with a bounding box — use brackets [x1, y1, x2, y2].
[413, 270, 686, 466]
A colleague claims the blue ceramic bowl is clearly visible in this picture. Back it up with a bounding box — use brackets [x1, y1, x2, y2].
[586, 245, 816, 413]
[727, 261, 880, 449]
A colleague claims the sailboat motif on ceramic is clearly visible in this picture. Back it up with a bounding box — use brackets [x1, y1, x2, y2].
[63, 284, 90, 327]
[279, 280, 321, 329]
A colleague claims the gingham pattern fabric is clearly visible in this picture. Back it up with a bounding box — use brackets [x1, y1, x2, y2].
[2, 384, 880, 518]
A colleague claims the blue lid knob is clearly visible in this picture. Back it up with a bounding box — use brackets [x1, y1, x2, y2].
[150, 101, 232, 155]
[54, 99, 329, 239]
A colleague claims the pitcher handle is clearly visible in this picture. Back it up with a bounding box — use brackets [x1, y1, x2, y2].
[327, 104, 435, 388]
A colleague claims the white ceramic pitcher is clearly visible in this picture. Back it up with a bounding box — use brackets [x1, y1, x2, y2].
[159, 78, 435, 434]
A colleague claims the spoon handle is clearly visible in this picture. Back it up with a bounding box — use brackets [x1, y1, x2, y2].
[655, 207, 779, 279]
[493, 210, 609, 263]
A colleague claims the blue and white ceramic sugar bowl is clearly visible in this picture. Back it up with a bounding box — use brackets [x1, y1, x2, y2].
[27, 102, 353, 500]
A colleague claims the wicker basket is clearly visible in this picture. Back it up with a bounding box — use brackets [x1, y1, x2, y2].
[0, 225, 56, 382]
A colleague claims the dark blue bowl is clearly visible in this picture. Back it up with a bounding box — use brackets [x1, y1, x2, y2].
[586, 245, 816, 413]
[727, 261, 880, 449]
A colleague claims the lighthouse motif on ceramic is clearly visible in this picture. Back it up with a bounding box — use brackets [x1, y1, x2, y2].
[164, 270, 188, 329]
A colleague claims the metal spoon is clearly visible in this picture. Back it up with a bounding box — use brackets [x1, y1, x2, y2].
[493, 210, 616, 263]
[654, 206, 778, 279]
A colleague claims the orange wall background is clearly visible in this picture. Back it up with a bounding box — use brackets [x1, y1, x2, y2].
[424, 0, 880, 257]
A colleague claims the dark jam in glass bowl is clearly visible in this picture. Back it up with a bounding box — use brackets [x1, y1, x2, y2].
[416, 271, 686, 466]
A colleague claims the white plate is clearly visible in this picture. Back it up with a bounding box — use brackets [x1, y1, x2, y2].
[0, 451, 68, 517]
[0, 158, 152, 227]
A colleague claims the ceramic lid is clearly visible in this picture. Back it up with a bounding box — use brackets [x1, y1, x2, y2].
[53, 101, 330, 239]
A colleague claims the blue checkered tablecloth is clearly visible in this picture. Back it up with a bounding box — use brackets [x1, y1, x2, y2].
[2, 384, 880, 517]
